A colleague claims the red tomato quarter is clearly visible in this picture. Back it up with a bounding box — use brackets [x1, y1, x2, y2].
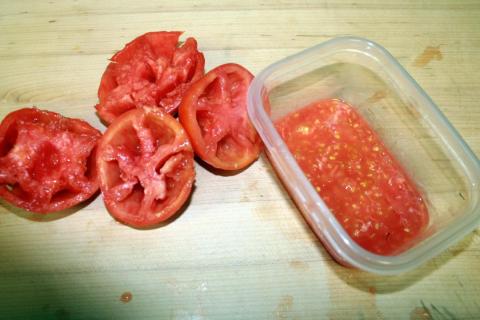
[179, 63, 262, 170]
[97, 107, 195, 228]
[96, 31, 205, 124]
[0, 108, 101, 213]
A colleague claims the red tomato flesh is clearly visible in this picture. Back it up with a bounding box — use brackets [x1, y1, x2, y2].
[179, 63, 262, 170]
[0, 108, 101, 213]
[275, 99, 429, 255]
[97, 107, 195, 227]
[96, 31, 205, 124]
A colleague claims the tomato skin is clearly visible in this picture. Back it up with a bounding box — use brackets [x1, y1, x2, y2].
[0, 108, 101, 213]
[179, 63, 262, 171]
[96, 107, 195, 228]
[96, 31, 205, 124]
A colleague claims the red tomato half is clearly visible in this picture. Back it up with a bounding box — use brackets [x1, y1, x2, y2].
[96, 31, 205, 124]
[179, 63, 262, 170]
[0, 108, 101, 213]
[97, 107, 195, 228]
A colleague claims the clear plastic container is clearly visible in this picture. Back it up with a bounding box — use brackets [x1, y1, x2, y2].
[247, 37, 480, 275]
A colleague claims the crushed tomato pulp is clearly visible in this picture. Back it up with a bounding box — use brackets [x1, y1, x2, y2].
[275, 99, 429, 255]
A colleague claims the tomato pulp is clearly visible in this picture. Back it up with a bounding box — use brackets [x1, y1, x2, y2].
[275, 99, 429, 255]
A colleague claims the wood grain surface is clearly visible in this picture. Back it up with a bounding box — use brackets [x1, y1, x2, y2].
[1, 1, 479, 319]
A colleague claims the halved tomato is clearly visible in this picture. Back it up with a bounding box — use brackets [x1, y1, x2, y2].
[96, 107, 195, 228]
[178, 63, 262, 170]
[0, 108, 101, 213]
[96, 31, 205, 124]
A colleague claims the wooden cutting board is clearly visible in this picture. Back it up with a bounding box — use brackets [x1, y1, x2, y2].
[1, 1, 479, 319]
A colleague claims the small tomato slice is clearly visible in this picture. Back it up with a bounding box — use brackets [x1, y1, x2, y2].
[96, 31, 205, 124]
[0, 108, 101, 213]
[179, 63, 262, 170]
[97, 107, 195, 227]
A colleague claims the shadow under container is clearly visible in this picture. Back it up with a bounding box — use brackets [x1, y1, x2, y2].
[247, 37, 480, 275]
